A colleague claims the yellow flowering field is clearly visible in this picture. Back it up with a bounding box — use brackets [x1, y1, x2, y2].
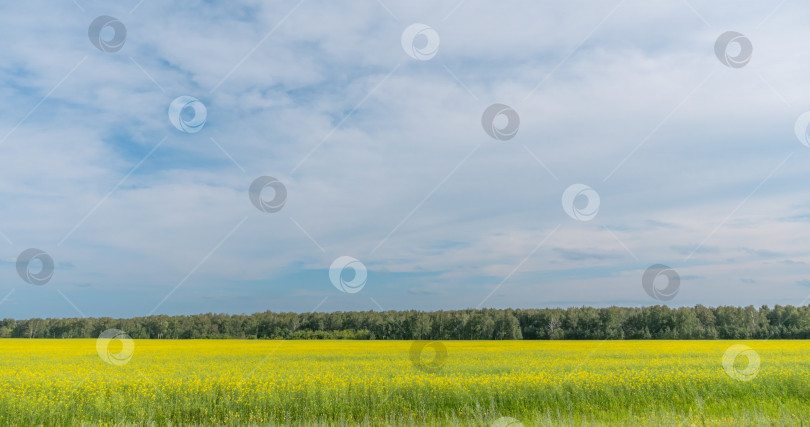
[0, 339, 807, 425]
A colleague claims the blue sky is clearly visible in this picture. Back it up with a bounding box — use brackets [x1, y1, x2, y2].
[1, 0, 810, 318]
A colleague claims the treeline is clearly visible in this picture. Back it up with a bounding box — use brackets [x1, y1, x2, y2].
[3, 305, 810, 340]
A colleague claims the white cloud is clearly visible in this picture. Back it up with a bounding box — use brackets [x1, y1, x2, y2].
[0, 0, 808, 317]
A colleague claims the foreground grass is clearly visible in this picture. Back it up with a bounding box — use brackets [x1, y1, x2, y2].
[0, 339, 807, 425]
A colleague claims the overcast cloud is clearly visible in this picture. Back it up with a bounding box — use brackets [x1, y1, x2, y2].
[0, 0, 809, 318]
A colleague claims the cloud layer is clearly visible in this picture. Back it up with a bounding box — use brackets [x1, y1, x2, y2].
[0, 0, 809, 318]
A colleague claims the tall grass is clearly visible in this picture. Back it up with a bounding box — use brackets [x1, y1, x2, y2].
[0, 339, 806, 425]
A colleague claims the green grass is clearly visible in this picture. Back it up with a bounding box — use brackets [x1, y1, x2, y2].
[0, 339, 807, 425]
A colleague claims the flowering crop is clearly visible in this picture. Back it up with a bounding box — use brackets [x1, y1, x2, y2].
[0, 339, 805, 425]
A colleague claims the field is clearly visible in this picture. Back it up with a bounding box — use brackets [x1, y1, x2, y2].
[0, 339, 808, 426]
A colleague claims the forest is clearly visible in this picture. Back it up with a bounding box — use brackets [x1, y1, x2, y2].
[3, 304, 810, 340]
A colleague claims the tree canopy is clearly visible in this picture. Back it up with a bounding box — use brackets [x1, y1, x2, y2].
[2, 305, 809, 340]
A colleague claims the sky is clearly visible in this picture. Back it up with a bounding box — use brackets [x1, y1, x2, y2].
[1, 0, 810, 319]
